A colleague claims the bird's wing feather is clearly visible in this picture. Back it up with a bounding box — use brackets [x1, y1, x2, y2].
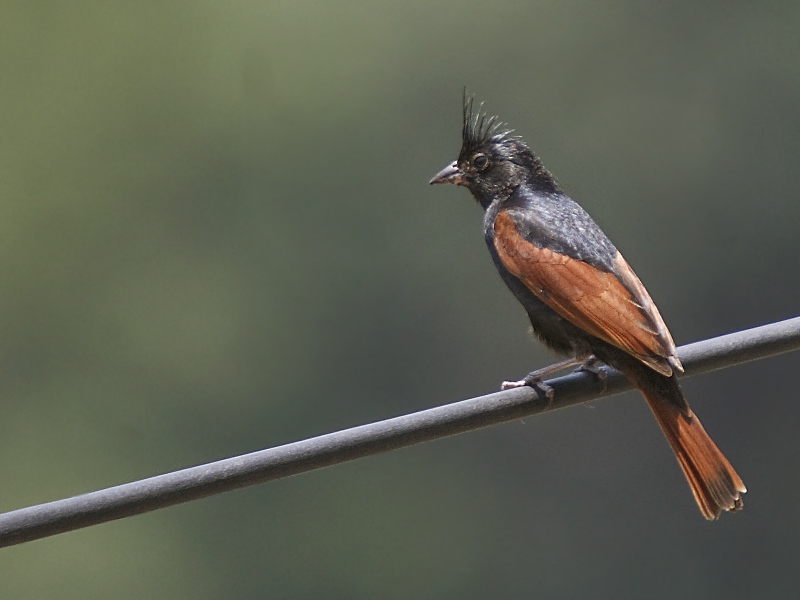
[493, 210, 681, 376]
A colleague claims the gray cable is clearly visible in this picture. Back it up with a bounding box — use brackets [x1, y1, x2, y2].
[1, 316, 799, 548]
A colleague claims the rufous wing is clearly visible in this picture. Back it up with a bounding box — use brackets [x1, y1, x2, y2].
[493, 210, 681, 376]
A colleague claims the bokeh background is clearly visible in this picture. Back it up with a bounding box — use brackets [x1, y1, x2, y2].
[2, 1, 800, 598]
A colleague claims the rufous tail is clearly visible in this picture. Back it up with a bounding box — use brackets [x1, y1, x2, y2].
[641, 385, 746, 520]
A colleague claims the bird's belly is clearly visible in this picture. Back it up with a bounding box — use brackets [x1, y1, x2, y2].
[486, 222, 591, 358]
[495, 264, 584, 357]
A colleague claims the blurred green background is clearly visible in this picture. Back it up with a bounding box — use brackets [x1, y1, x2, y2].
[2, 1, 800, 598]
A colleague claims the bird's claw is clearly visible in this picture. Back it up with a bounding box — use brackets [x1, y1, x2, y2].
[501, 378, 525, 390]
[501, 376, 555, 404]
[499, 358, 587, 407]
[575, 357, 608, 393]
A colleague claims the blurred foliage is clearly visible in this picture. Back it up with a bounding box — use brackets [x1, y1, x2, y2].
[1, 1, 800, 598]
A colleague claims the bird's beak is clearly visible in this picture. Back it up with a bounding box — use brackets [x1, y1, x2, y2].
[429, 161, 465, 186]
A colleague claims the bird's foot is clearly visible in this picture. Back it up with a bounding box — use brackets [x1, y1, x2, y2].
[501, 375, 556, 403]
[500, 357, 583, 405]
[575, 356, 608, 393]
[500, 357, 583, 392]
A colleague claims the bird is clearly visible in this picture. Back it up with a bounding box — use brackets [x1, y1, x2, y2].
[429, 92, 745, 520]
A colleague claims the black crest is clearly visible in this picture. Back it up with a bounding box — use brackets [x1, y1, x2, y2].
[461, 90, 513, 154]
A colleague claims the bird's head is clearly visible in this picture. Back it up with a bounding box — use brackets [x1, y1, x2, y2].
[430, 92, 558, 209]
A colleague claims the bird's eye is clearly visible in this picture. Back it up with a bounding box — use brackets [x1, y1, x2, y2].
[473, 153, 489, 170]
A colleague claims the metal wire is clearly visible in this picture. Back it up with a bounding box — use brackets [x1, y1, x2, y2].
[1, 316, 799, 548]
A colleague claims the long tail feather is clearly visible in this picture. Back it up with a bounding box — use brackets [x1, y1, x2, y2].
[638, 380, 746, 520]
